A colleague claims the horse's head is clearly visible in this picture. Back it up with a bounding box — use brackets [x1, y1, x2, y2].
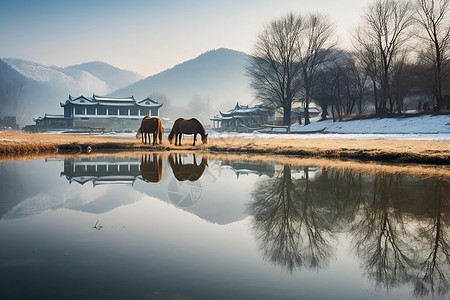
[201, 133, 208, 144]
[168, 132, 174, 144]
[136, 128, 141, 139]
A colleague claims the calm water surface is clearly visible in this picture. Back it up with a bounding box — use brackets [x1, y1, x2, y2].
[0, 153, 449, 300]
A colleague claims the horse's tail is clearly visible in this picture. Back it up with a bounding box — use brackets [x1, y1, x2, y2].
[158, 119, 163, 143]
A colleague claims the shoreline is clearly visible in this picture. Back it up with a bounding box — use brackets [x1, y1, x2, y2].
[0, 131, 449, 165]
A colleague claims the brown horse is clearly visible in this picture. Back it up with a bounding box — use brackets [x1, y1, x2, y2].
[136, 116, 163, 145]
[140, 154, 163, 183]
[168, 118, 208, 146]
[168, 153, 208, 181]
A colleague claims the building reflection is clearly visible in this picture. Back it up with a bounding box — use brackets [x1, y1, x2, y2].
[61, 154, 164, 185]
[249, 166, 450, 298]
[219, 160, 276, 178]
[61, 156, 142, 186]
[60, 153, 208, 186]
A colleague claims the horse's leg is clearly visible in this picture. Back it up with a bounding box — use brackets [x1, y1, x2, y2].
[179, 134, 182, 146]
[193, 133, 196, 146]
[153, 132, 157, 145]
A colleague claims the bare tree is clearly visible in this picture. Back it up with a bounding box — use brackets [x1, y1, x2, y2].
[415, 0, 450, 112]
[247, 13, 303, 126]
[354, 0, 414, 115]
[297, 14, 336, 125]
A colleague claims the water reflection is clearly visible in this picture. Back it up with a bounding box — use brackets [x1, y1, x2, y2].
[249, 166, 450, 298]
[140, 154, 162, 183]
[61, 156, 141, 186]
[249, 165, 335, 272]
[61, 153, 206, 186]
[168, 153, 208, 181]
[1, 154, 449, 299]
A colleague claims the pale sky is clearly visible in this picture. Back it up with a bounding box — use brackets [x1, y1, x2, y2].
[0, 0, 374, 77]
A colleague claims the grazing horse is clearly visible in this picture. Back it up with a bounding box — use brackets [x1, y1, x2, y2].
[168, 118, 208, 146]
[140, 154, 163, 183]
[136, 116, 163, 145]
[168, 153, 208, 181]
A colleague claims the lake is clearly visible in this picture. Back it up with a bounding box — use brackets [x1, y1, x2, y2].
[0, 152, 449, 300]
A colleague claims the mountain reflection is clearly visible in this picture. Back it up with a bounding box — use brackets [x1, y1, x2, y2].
[249, 166, 450, 297]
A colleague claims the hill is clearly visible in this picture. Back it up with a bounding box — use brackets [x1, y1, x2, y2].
[0, 58, 143, 126]
[0, 58, 47, 127]
[66, 61, 143, 93]
[111, 48, 254, 124]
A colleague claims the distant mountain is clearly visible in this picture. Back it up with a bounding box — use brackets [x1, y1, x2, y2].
[0, 58, 143, 126]
[0, 58, 45, 126]
[0, 49, 254, 127]
[111, 48, 255, 124]
[66, 61, 143, 93]
[3, 58, 143, 95]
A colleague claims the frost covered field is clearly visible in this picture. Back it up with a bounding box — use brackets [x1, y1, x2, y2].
[209, 114, 450, 141]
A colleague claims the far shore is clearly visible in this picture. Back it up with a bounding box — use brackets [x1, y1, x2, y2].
[1, 131, 449, 166]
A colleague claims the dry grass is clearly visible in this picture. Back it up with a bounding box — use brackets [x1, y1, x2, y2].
[0, 131, 449, 166]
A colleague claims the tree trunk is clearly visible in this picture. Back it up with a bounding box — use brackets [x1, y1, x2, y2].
[304, 102, 310, 125]
[320, 104, 328, 120]
[283, 104, 292, 126]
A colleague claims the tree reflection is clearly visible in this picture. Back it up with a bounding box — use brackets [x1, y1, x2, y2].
[248, 163, 450, 298]
[414, 180, 450, 298]
[349, 174, 416, 290]
[249, 165, 336, 272]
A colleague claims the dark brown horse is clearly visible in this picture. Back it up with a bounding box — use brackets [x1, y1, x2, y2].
[136, 116, 163, 145]
[140, 154, 162, 183]
[168, 153, 208, 181]
[168, 118, 208, 146]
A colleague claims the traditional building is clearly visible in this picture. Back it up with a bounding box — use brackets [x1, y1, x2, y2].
[210, 103, 274, 132]
[30, 94, 163, 131]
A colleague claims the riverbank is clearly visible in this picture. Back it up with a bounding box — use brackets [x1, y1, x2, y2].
[0, 131, 449, 165]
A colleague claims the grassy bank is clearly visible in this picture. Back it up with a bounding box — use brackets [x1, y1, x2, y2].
[0, 131, 449, 165]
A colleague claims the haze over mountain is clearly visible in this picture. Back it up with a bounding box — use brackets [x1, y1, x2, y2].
[0, 59, 143, 126]
[0, 48, 253, 127]
[111, 48, 255, 124]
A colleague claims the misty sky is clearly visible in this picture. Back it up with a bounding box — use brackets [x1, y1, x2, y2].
[0, 0, 374, 77]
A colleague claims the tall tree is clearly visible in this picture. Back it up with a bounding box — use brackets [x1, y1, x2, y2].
[247, 13, 303, 126]
[354, 0, 414, 115]
[297, 14, 336, 125]
[415, 0, 450, 112]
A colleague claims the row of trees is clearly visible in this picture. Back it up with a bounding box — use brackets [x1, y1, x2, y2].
[248, 0, 450, 125]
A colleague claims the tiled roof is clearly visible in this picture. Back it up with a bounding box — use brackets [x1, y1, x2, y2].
[61, 94, 163, 108]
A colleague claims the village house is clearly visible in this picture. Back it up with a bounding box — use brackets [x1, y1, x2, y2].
[210, 102, 321, 132]
[210, 103, 275, 132]
[28, 94, 163, 132]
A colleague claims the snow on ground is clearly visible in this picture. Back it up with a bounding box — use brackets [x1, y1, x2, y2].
[209, 115, 450, 141]
[37, 114, 450, 141]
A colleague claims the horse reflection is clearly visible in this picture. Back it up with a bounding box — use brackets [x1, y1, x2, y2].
[140, 154, 163, 183]
[168, 154, 208, 181]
